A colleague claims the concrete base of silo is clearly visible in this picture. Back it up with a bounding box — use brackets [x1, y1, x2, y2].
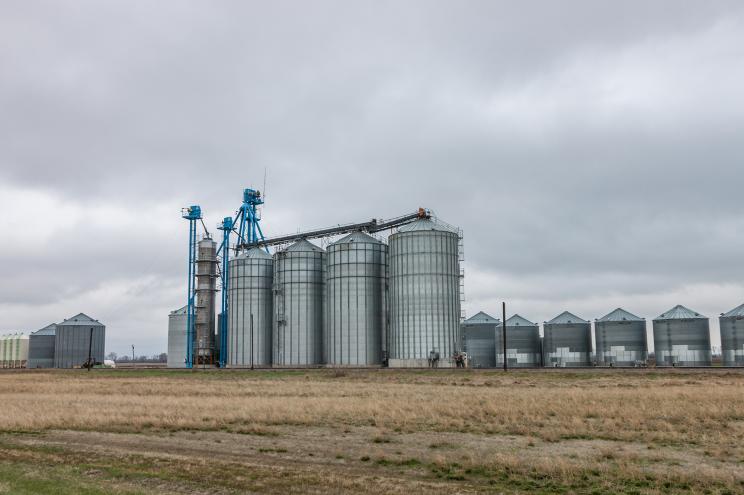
[388, 358, 456, 368]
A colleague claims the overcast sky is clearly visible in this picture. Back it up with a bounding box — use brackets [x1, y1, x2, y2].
[2, 1, 743, 356]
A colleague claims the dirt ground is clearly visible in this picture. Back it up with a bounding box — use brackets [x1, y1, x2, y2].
[1, 368, 744, 494]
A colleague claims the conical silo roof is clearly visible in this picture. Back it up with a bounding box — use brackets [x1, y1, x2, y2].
[547, 311, 589, 325]
[332, 231, 381, 245]
[597, 308, 644, 322]
[463, 311, 499, 324]
[237, 247, 272, 260]
[33, 323, 57, 336]
[285, 239, 324, 252]
[59, 313, 104, 327]
[505, 314, 537, 326]
[170, 306, 188, 315]
[654, 305, 706, 320]
[722, 303, 744, 318]
[397, 218, 458, 234]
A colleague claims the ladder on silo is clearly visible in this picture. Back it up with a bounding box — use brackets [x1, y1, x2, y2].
[458, 229, 465, 322]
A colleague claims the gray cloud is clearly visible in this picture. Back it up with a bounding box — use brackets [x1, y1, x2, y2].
[1, 1, 743, 354]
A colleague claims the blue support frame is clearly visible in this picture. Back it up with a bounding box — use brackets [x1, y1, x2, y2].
[181, 205, 202, 369]
[217, 216, 233, 367]
[183, 189, 267, 370]
[215, 189, 267, 368]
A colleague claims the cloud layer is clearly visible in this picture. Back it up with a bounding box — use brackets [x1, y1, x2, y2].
[2, 1, 743, 354]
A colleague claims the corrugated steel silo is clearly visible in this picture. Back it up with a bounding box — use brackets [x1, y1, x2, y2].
[461, 312, 498, 368]
[388, 218, 461, 367]
[594, 308, 648, 367]
[0, 335, 7, 367]
[653, 305, 711, 366]
[542, 312, 592, 367]
[720, 303, 744, 366]
[273, 239, 325, 366]
[228, 247, 273, 367]
[2, 334, 29, 368]
[167, 306, 188, 368]
[195, 238, 217, 364]
[54, 313, 105, 368]
[27, 323, 56, 368]
[497, 315, 541, 368]
[325, 232, 386, 366]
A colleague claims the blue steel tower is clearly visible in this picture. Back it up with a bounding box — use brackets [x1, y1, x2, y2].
[216, 188, 267, 367]
[181, 205, 202, 369]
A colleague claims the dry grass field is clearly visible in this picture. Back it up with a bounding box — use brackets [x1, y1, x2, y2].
[1, 368, 744, 494]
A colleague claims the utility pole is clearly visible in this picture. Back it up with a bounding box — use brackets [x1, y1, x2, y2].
[250, 314, 254, 370]
[87, 327, 93, 372]
[502, 302, 507, 372]
[132, 345, 135, 363]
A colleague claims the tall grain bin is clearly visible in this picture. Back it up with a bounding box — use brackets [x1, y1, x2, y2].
[594, 308, 648, 367]
[54, 313, 105, 368]
[388, 218, 461, 367]
[0, 335, 7, 367]
[720, 303, 744, 366]
[653, 305, 711, 367]
[167, 306, 188, 368]
[497, 315, 541, 368]
[326, 232, 386, 366]
[195, 238, 217, 364]
[2, 334, 29, 368]
[273, 239, 325, 366]
[543, 312, 592, 367]
[461, 312, 499, 368]
[0, 334, 23, 368]
[27, 323, 56, 368]
[228, 247, 273, 367]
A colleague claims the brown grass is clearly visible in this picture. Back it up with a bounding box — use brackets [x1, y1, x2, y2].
[2, 369, 744, 444]
[1, 368, 744, 493]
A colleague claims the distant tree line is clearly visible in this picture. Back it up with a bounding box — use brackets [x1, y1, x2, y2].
[106, 352, 167, 363]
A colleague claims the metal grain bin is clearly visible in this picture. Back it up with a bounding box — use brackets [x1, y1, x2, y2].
[167, 306, 188, 368]
[594, 308, 648, 367]
[0, 334, 26, 368]
[54, 313, 105, 368]
[720, 303, 744, 366]
[27, 323, 56, 368]
[497, 315, 541, 368]
[228, 247, 273, 367]
[461, 312, 498, 368]
[543, 312, 592, 367]
[326, 232, 386, 366]
[195, 238, 217, 364]
[388, 218, 461, 367]
[273, 239, 325, 366]
[652, 305, 711, 367]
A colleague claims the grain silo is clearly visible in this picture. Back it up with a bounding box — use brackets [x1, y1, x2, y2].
[273, 239, 325, 366]
[325, 232, 386, 366]
[653, 305, 711, 367]
[543, 311, 592, 367]
[54, 313, 105, 368]
[497, 315, 541, 368]
[27, 323, 56, 368]
[195, 238, 217, 364]
[167, 306, 188, 368]
[228, 247, 273, 367]
[720, 303, 744, 366]
[461, 312, 499, 368]
[388, 218, 461, 367]
[594, 308, 648, 367]
[0, 334, 28, 368]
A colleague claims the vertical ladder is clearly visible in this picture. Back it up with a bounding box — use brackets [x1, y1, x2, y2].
[458, 228, 465, 322]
